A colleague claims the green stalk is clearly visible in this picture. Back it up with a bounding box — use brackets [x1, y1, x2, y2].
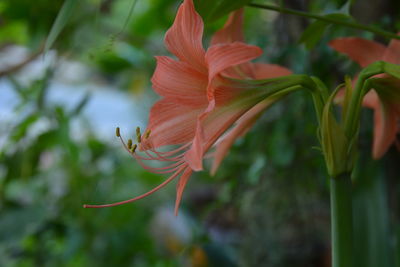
[248, 3, 400, 40]
[330, 173, 353, 267]
[343, 65, 383, 137]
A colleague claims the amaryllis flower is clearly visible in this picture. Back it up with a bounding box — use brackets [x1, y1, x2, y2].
[84, 0, 290, 214]
[330, 36, 400, 158]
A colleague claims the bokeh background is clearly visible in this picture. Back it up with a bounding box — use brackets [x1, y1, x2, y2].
[0, 0, 399, 266]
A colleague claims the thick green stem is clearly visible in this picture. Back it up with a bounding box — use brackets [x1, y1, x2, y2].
[331, 173, 353, 267]
[248, 3, 400, 40]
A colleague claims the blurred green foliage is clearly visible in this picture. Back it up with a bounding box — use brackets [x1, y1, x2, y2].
[0, 71, 173, 266]
[0, 0, 399, 266]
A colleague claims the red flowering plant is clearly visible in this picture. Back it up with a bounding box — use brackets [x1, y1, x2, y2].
[84, 0, 295, 214]
[81, 1, 400, 266]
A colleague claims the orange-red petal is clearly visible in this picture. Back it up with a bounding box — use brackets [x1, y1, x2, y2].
[329, 37, 386, 67]
[383, 34, 400, 64]
[250, 63, 292, 79]
[185, 89, 267, 171]
[174, 166, 193, 216]
[145, 98, 205, 148]
[211, 9, 244, 45]
[365, 77, 400, 158]
[151, 56, 208, 107]
[371, 101, 398, 159]
[205, 42, 263, 100]
[183, 100, 215, 171]
[362, 90, 379, 109]
[164, 0, 206, 73]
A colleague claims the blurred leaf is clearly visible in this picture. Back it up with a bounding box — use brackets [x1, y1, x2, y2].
[95, 52, 132, 74]
[299, 20, 329, 50]
[299, 13, 352, 49]
[36, 69, 53, 109]
[69, 93, 90, 117]
[267, 120, 295, 167]
[45, 0, 79, 54]
[0, 21, 28, 44]
[339, 1, 352, 14]
[130, 0, 173, 37]
[35, 130, 60, 149]
[0, 205, 47, 243]
[246, 155, 266, 185]
[11, 113, 40, 142]
[194, 0, 251, 22]
[8, 76, 29, 101]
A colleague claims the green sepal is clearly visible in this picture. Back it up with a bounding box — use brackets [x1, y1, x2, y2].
[344, 60, 400, 136]
[356, 60, 400, 82]
[341, 76, 353, 122]
[45, 0, 79, 55]
[368, 76, 400, 101]
[320, 87, 357, 177]
[382, 61, 400, 79]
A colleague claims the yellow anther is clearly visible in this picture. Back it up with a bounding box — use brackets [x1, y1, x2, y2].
[144, 129, 151, 139]
[136, 126, 142, 143]
[131, 144, 137, 153]
[127, 139, 132, 149]
[116, 127, 120, 137]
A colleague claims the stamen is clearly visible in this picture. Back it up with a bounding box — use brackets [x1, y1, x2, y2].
[118, 135, 135, 156]
[149, 143, 191, 156]
[83, 165, 186, 208]
[131, 144, 137, 153]
[118, 136, 163, 161]
[144, 149, 185, 162]
[144, 129, 151, 139]
[116, 127, 120, 137]
[127, 139, 133, 150]
[136, 127, 142, 143]
[134, 157, 184, 174]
